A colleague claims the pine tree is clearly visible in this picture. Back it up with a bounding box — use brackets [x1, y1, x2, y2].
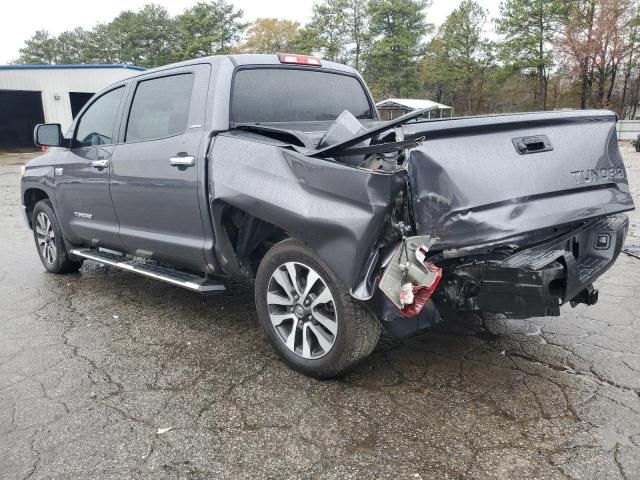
[496, 0, 569, 110]
[365, 0, 431, 98]
[174, 0, 248, 59]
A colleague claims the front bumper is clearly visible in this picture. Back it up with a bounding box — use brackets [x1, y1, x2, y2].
[437, 214, 629, 318]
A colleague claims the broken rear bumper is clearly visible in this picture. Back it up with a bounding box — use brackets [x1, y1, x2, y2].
[363, 214, 628, 337]
[436, 214, 629, 318]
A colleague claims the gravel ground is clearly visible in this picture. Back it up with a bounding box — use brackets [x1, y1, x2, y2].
[1, 147, 639, 479]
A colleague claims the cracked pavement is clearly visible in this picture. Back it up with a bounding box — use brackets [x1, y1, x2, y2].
[1, 147, 639, 479]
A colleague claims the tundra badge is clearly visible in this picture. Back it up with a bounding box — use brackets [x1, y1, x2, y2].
[570, 168, 625, 185]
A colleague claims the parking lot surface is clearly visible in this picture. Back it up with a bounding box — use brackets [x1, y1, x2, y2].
[1, 148, 639, 479]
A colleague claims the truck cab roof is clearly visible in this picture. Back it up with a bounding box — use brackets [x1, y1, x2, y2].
[127, 54, 360, 79]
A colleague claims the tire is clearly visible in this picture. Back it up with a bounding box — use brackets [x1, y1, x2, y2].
[635, 144, 640, 152]
[32, 200, 83, 274]
[255, 238, 381, 379]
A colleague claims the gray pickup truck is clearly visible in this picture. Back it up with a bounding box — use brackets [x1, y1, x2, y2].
[21, 53, 634, 378]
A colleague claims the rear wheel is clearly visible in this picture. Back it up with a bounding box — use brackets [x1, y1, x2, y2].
[32, 200, 83, 274]
[255, 238, 380, 378]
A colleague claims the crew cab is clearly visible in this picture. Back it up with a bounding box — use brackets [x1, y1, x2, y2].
[21, 54, 634, 378]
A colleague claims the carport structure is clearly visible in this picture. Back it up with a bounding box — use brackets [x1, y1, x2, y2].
[376, 98, 453, 121]
[0, 64, 144, 149]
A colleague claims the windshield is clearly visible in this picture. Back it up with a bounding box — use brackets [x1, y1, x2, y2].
[231, 68, 375, 124]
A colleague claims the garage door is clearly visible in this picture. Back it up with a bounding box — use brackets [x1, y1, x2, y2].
[69, 92, 95, 119]
[0, 90, 44, 148]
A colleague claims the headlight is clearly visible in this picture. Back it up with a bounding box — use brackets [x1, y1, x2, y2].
[20, 165, 26, 177]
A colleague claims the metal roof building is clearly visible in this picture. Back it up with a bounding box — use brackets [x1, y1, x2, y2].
[376, 98, 453, 120]
[0, 64, 144, 148]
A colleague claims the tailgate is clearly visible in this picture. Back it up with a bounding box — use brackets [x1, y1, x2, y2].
[403, 110, 635, 249]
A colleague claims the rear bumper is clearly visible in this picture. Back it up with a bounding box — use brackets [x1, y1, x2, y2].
[437, 214, 629, 318]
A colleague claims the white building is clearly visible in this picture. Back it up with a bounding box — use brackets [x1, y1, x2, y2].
[376, 98, 453, 121]
[0, 64, 144, 148]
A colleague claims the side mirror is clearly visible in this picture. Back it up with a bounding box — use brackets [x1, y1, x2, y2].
[33, 123, 64, 148]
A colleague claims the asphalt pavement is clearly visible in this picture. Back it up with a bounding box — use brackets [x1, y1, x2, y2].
[1, 147, 639, 479]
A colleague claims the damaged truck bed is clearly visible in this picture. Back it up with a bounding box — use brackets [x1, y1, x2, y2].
[23, 54, 635, 378]
[213, 108, 633, 331]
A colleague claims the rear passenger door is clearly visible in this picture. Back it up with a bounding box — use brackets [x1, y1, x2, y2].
[109, 65, 211, 271]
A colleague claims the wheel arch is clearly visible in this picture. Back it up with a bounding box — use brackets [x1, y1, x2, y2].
[23, 188, 50, 229]
[211, 200, 291, 279]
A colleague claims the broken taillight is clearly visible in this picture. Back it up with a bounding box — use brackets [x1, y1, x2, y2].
[277, 53, 322, 67]
[378, 237, 442, 318]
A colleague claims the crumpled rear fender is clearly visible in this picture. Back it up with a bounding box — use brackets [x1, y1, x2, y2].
[209, 133, 406, 288]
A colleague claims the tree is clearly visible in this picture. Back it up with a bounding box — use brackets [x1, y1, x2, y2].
[620, 6, 640, 117]
[293, 0, 370, 69]
[240, 18, 300, 54]
[83, 23, 120, 64]
[558, 0, 633, 109]
[304, 0, 350, 62]
[54, 28, 92, 64]
[365, 0, 431, 98]
[16, 30, 58, 64]
[496, 0, 569, 110]
[104, 4, 175, 67]
[342, 0, 370, 70]
[592, 0, 633, 108]
[174, 0, 248, 59]
[422, 0, 493, 114]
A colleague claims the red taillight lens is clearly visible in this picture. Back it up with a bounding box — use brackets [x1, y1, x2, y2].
[277, 53, 321, 67]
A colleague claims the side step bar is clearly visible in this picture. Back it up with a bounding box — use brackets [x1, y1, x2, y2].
[71, 248, 226, 294]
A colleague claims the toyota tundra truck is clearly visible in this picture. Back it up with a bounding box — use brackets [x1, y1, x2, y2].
[21, 54, 634, 378]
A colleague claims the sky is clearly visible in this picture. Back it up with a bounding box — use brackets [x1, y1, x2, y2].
[0, 0, 501, 64]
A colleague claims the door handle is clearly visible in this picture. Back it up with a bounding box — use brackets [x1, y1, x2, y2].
[91, 159, 109, 169]
[169, 156, 195, 167]
[512, 135, 553, 155]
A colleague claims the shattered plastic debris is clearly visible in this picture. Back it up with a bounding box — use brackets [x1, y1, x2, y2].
[399, 283, 415, 306]
[157, 427, 172, 435]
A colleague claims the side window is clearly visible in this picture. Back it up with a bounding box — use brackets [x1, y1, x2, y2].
[74, 87, 124, 147]
[125, 74, 195, 143]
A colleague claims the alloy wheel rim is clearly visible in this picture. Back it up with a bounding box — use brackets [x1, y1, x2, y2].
[267, 261, 338, 359]
[35, 212, 57, 264]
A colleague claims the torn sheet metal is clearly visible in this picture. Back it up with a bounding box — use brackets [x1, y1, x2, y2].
[317, 110, 369, 166]
[209, 131, 405, 289]
[310, 107, 433, 158]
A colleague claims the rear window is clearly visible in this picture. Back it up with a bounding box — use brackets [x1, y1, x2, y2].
[231, 68, 374, 124]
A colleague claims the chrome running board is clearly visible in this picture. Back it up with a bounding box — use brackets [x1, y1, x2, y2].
[71, 248, 226, 293]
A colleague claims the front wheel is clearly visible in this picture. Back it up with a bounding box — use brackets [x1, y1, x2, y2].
[255, 238, 381, 379]
[32, 200, 83, 274]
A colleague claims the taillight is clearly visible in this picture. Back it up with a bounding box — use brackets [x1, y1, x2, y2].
[277, 53, 321, 67]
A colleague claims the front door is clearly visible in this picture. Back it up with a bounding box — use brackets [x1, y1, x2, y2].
[109, 65, 211, 271]
[54, 85, 127, 251]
